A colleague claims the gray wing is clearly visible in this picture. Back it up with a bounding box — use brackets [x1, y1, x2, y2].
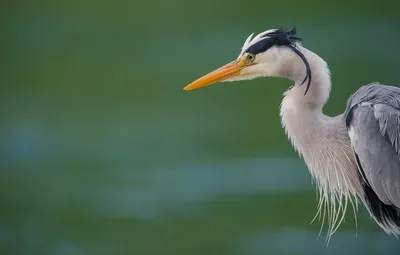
[345, 83, 400, 209]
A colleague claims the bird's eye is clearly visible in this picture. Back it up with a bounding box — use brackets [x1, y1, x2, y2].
[248, 54, 255, 61]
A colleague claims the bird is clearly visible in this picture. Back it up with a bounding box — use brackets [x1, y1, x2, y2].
[183, 27, 400, 238]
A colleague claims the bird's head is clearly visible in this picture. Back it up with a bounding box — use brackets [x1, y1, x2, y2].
[184, 27, 312, 94]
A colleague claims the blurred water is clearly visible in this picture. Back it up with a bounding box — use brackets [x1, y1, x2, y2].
[76, 157, 310, 219]
[2, 1, 400, 255]
[238, 229, 398, 255]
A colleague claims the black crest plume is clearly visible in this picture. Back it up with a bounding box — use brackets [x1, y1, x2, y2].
[245, 26, 312, 95]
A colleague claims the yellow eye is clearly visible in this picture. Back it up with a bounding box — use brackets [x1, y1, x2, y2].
[248, 54, 255, 61]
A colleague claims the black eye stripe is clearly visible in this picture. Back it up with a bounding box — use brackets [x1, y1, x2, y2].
[245, 27, 301, 55]
[245, 38, 275, 55]
[244, 26, 312, 95]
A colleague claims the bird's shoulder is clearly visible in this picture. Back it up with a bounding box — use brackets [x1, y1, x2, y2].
[346, 82, 400, 108]
[344, 82, 400, 125]
[344, 82, 400, 234]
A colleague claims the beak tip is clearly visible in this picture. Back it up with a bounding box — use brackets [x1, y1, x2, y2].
[183, 60, 241, 92]
[184, 84, 197, 91]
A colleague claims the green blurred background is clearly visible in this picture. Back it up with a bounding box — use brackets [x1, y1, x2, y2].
[1, 1, 400, 254]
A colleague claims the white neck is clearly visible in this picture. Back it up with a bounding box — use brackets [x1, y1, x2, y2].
[280, 45, 331, 108]
[278, 46, 362, 235]
[280, 46, 334, 156]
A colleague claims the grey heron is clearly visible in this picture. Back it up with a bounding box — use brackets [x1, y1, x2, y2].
[184, 27, 400, 237]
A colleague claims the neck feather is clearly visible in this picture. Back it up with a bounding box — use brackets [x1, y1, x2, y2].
[281, 45, 331, 109]
[279, 46, 362, 236]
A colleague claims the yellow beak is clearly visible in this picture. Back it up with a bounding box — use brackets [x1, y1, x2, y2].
[184, 58, 247, 91]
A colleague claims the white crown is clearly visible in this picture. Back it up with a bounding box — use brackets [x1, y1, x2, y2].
[237, 29, 278, 58]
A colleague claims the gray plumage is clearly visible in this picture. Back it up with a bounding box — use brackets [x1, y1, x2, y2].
[184, 27, 400, 237]
[345, 83, 400, 233]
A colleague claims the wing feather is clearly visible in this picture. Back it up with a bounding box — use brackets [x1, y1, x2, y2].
[345, 83, 400, 234]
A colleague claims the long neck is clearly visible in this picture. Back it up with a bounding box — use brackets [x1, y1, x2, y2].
[280, 46, 335, 154]
[279, 46, 362, 233]
[281, 46, 331, 109]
